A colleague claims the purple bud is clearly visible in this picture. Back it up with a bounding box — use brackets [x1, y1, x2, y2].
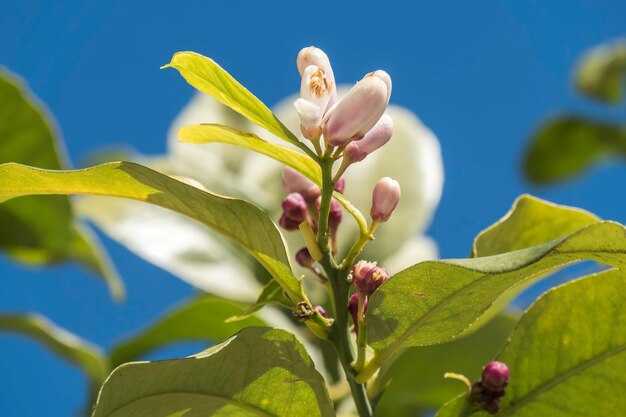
[370, 177, 401, 223]
[328, 199, 343, 227]
[348, 293, 367, 335]
[334, 177, 346, 193]
[282, 193, 308, 222]
[482, 398, 500, 415]
[282, 167, 321, 201]
[481, 361, 510, 392]
[344, 114, 394, 163]
[352, 260, 389, 296]
[279, 213, 301, 231]
[323, 70, 392, 147]
[314, 305, 329, 318]
[297, 47, 337, 110]
[295, 247, 315, 268]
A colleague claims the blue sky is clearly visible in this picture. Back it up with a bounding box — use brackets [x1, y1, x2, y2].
[1, 1, 625, 415]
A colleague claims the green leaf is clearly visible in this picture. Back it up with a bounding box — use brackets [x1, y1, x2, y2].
[0, 67, 124, 299]
[436, 268, 626, 417]
[0, 162, 302, 302]
[523, 115, 626, 184]
[226, 280, 292, 323]
[0, 313, 108, 384]
[375, 314, 517, 416]
[179, 123, 322, 182]
[472, 195, 599, 257]
[93, 327, 334, 417]
[163, 52, 301, 147]
[110, 295, 266, 367]
[575, 40, 626, 103]
[367, 220, 626, 366]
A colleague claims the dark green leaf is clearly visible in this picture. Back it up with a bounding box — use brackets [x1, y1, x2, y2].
[0, 67, 123, 299]
[437, 268, 626, 417]
[523, 115, 626, 184]
[93, 327, 334, 417]
[110, 295, 266, 367]
[575, 40, 626, 103]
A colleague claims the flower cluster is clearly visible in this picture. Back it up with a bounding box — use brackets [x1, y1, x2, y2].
[348, 260, 390, 334]
[470, 361, 510, 414]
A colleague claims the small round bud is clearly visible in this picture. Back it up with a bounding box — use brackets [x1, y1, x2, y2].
[328, 199, 343, 227]
[282, 193, 308, 222]
[481, 361, 510, 392]
[279, 213, 301, 231]
[295, 247, 315, 268]
[352, 260, 389, 296]
[344, 114, 394, 164]
[370, 177, 401, 223]
[314, 305, 329, 318]
[334, 177, 346, 193]
[282, 167, 321, 201]
[482, 398, 500, 415]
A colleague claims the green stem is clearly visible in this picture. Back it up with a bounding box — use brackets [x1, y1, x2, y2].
[317, 158, 335, 253]
[354, 293, 368, 371]
[340, 222, 379, 270]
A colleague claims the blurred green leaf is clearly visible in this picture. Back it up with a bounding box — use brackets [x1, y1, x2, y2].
[0, 313, 108, 384]
[375, 314, 517, 416]
[436, 268, 626, 417]
[0, 67, 123, 299]
[110, 295, 266, 367]
[0, 162, 303, 302]
[179, 123, 321, 182]
[226, 280, 292, 322]
[523, 115, 626, 184]
[163, 52, 302, 147]
[472, 194, 599, 257]
[93, 327, 334, 417]
[368, 217, 626, 365]
[575, 40, 626, 103]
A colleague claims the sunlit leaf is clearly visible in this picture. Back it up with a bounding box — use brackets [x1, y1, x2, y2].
[110, 295, 266, 367]
[575, 40, 626, 103]
[368, 220, 626, 366]
[93, 327, 334, 417]
[226, 280, 292, 322]
[163, 52, 301, 147]
[0, 162, 302, 301]
[523, 115, 626, 184]
[0, 313, 108, 384]
[0, 67, 123, 299]
[436, 268, 626, 417]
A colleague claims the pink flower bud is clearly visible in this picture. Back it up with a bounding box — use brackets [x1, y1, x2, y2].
[322, 70, 392, 147]
[328, 199, 342, 227]
[297, 47, 337, 109]
[370, 177, 401, 223]
[281, 193, 308, 222]
[282, 167, 321, 201]
[334, 177, 346, 193]
[295, 247, 315, 268]
[348, 293, 367, 335]
[481, 361, 510, 392]
[344, 114, 394, 163]
[352, 260, 389, 296]
[314, 305, 329, 318]
[279, 213, 301, 231]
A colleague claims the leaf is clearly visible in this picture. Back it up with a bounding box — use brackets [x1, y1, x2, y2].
[472, 195, 599, 257]
[375, 314, 517, 416]
[0, 313, 108, 384]
[575, 40, 626, 103]
[367, 220, 626, 366]
[0, 67, 124, 299]
[163, 51, 301, 147]
[0, 162, 302, 301]
[523, 115, 626, 184]
[436, 268, 626, 417]
[226, 280, 292, 323]
[179, 123, 322, 182]
[92, 327, 334, 417]
[110, 295, 266, 367]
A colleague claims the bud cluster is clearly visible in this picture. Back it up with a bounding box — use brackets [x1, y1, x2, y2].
[469, 361, 510, 414]
[348, 260, 390, 334]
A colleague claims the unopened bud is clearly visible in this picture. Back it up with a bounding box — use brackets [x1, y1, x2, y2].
[297, 46, 337, 109]
[322, 70, 392, 147]
[370, 177, 401, 223]
[282, 193, 308, 222]
[481, 361, 510, 392]
[334, 177, 346, 193]
[328, 199, 342, 227]
[295, 247, 315, 268]
[279, 213, 301, 231]
[344, 114, 394, 163]
[314, 305, 329, 318]
[282, 167, 321, 201]
[348, 293, 368, 335]
[352, 260, 389, 296]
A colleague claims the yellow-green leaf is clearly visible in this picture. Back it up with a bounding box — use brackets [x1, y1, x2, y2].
[575, 40, 626, 103]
